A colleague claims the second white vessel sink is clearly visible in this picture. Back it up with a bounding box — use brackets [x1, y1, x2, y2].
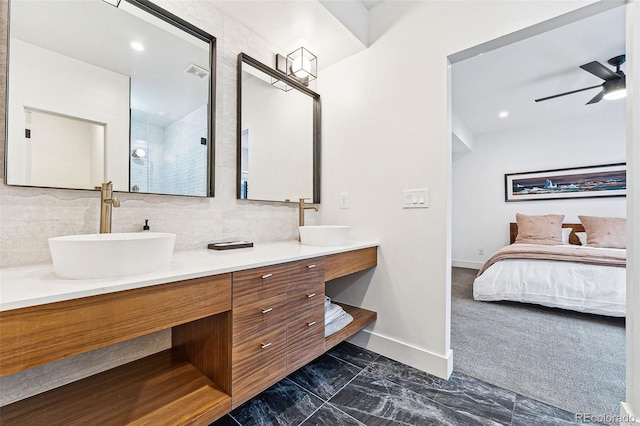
[48, 232, 176, 279]
[299, 226, 350, 247]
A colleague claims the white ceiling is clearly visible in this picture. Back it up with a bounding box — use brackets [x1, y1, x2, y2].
[360, 0, 384, 10]
[452, 5, 626, 138]
[211, 0, 372, 70]
[10, 0, 209, 125]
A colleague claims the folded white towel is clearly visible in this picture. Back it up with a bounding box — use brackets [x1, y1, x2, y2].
[325, 303, 344, 324]
[325, 312, 354, 337]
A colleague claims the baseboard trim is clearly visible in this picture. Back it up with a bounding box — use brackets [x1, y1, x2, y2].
[347, 329, 453, 379]
[620, 403, 639, 425]
[451, 260, 482, 270]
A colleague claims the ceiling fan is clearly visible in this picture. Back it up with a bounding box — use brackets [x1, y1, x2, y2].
[535, 55, 626, 104]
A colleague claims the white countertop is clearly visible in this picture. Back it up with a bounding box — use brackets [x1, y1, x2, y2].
[0, 240, 378, 311]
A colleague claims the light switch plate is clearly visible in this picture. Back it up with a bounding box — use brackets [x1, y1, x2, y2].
[340, 193, 349, 209]
[403, 189, 429, 208]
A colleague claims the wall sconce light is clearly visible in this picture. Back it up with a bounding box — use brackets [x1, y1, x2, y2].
[275, 47, 317, 87]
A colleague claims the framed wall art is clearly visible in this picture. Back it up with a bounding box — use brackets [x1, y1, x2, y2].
[505, 163, 626, 202]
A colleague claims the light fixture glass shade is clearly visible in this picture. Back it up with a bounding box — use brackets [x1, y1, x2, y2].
[603, 88, 627, 101]
[270, 76, 292, 92]
[603, 76, 626, 101]
[286, 47, 317, 85]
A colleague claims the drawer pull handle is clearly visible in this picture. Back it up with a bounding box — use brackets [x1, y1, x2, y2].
[307, 264, 317, 269]
[261, 342, 272, 349]
[307, 321, 317, 327]
[261, 308, 273, 314]
[261, 273, 273, 280]
[306, 293, 316, 298]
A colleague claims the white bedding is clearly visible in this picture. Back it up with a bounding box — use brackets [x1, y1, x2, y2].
[473, 247, 626, 317]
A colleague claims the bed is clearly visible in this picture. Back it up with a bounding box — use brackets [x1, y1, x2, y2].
[473, 220, 626, 317]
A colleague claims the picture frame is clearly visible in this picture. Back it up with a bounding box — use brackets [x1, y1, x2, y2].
[505, 163, 626, 202]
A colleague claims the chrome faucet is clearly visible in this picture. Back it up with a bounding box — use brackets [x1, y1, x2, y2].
[98, 181, 120, 233]
[298, 198, 318, 227]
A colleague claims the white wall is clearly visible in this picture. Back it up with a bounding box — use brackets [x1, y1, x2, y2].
[319, 0, 599, 378]
[6, 39, 129, 190]
[624, 0, 640, 422]
[452, 106, 626, 269]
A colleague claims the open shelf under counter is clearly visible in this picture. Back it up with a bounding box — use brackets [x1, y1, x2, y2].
[0, 349, 231, 426]
[325, 303, 377, 351]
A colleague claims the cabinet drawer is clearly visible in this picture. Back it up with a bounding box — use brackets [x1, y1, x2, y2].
[232, 327, 287, 407]
[232, 294, 289, 346]
[286, 304, 324, 373]
[287, 258, 325, 292]
[232, 264, 288, 307]
[287, 281, 324, 322]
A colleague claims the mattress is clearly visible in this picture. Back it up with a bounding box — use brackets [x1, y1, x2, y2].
[473, 251, 626, 317]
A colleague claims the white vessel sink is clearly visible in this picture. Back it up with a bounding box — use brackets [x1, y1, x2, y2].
[48, 232, 176, 279]
[299, 226, 350, 247]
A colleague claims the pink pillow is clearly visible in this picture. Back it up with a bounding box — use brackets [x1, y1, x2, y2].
[579, 216, 626, 249]
[514, 213, 564, 245]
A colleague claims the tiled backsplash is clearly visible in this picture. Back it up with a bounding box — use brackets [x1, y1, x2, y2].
[0, 0, 316, 268]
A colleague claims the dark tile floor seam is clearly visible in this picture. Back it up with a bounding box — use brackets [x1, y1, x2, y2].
[225, 413, 242, 426]
[288, 377, 331, 403]
[287, 367, 370, 426]
[326, 351, 381, 370]
[297, 400, 365, 426]
[297, 402, 326, 426]
[298, 367, 374, 426]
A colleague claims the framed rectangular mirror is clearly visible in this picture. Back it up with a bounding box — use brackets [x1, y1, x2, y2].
[5, 0, 216, 197]
[237, 53, 320, 203]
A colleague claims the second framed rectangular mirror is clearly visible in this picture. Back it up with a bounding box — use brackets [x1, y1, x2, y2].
[237, 53, 320, 203]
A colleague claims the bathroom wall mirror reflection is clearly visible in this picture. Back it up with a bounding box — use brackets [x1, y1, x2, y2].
[5, 0, 216, 197]
[237, 53, 320, 203]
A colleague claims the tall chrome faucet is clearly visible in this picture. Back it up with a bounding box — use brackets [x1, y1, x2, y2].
[98, 181, 120, 233]
[298, 198, 318, 227]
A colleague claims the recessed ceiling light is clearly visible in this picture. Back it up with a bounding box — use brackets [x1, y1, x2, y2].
[499, 111, 509, 118]
[130, 42, 144, 51]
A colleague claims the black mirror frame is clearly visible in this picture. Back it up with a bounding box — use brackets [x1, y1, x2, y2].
[236, 52, 321, 204]
[4, 0, 218, 197]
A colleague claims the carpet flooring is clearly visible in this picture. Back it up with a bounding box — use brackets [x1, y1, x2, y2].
[451, 267, 626, 421]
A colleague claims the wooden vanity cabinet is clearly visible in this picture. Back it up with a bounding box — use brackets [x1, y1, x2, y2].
[0, 246, 378, 424]
[230, 263, 289, 407]
[230, 258, 326, 408]
[0, 274, 233, 426]
[285, 259, 325, 373]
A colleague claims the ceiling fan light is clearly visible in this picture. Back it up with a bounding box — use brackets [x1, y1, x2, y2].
[603, 88, 627, 101]
[603, 76, 626, 101]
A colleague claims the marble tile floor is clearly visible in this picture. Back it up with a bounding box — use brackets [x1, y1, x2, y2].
[211, 342, 590, 426]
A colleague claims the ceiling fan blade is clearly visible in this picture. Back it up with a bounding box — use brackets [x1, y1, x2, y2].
[580, 61, 620, 81]
[534, 84, 602, 102]
[586, 90, 604, 105]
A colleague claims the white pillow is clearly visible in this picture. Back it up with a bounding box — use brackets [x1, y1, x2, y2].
[561, 228, 572, 245]
[575, 232, 587, 246]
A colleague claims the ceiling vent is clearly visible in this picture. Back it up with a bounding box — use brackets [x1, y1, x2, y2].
[184, 64, 209, 80]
